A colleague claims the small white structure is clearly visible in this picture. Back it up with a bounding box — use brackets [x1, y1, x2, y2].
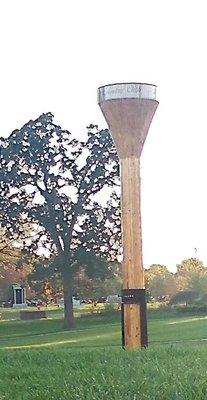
[106, 295, 122, 304]
[72, 297, 81, 308]
[12, 283, 27, 308]
[57, 297, 81, 308]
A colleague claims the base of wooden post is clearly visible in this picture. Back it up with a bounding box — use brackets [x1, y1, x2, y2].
[121, 289, 148, 348]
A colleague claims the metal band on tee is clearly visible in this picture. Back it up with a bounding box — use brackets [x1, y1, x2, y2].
[121, 288, 146, 305]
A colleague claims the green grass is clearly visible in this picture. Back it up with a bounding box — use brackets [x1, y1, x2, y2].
[1, 346, 207, 400]
[1, 307, 207, 399]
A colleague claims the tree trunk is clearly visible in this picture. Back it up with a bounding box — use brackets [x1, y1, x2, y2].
[61, 269, 75, 329]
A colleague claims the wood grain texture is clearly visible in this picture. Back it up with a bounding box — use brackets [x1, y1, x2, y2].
[121, 157, 143, 348]
[121, 157, 143, 289]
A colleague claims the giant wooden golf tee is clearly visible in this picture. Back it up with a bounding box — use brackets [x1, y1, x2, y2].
[98, 83, 158, 348]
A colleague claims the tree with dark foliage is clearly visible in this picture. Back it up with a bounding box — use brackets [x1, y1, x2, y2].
[0, 113, 121, 327]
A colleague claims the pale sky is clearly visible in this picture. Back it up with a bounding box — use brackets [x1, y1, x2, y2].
[1, 0, 207, 271]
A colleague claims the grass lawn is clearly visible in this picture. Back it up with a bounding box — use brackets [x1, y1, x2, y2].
[1, 306, 207, 399]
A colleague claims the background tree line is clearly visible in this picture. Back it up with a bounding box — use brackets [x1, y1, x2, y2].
[145, 258, 207, 306]
[1, 243, 207, 308]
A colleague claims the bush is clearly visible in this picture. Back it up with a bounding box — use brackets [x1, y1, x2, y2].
[174, 304, 207, 314]
[102, 303, 120, 314]
[170, 291, 199, 306]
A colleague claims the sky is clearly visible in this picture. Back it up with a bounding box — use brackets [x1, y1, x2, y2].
[0, 0, 207, 271]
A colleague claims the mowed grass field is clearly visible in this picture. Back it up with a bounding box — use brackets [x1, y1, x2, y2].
[1, 307, 207, 399]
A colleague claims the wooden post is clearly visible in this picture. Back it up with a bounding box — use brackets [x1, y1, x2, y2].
[121, 156, 143, 348]
[98, 83, 158, 348]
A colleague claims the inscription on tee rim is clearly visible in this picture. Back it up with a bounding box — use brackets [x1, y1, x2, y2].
[98, 83, 157, 103]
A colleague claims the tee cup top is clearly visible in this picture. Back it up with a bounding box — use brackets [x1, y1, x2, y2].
[97, 82, 158, 158]
[98, 82, 157, 103]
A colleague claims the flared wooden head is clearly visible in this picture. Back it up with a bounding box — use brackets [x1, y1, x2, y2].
[98, 83, 158, 158]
